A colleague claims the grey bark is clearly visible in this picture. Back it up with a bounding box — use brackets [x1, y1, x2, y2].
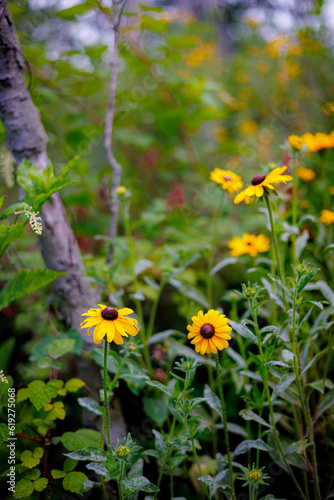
[0, 0, 98, 331]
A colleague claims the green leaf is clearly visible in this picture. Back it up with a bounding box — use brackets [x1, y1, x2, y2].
[59, 429, 101, 451]
[239, 409, 273, 429]
[86, 462, 108, 476]
[148, 329, 184, 345]
[272, 374, 295, 401]
[64, 457, 78, 472]
[48, 338, 76, 359]
[27, 380, 58, 411]
[63, 471, 88, 495]
[65, 378, 85, 392]
[134, 258, 153, 275]
[0, 222, 25, 257]
[0, 338, 15, 372]
[143, 396, 169, 425]
[145, 380, 174, 397]
[64, 446, 107, 462]
[51, 470, 67, 479]
[305, 280, 334, 307]
[300, 347, 328, 378]
[0, 269, 66, 310]
[229, 320, 257, 344]
[204, 384, 221, 414]
[58, 3, 92, 19]
[34, 478, 48, 492]
[210, 257, 237, 276]
[232, 439, 271, 457]
[268, 274, 293, 298]
[77, 397, 102, 416]
[21, 450, 42, 468]
[0, 423, 10, 445]
[315, 389, 334, 421]
[297, 270, 318, 293]
[297, 300, 323, 309]
[323, 244, 334, 255]
[121, 475, 159, 494]
[13, 479, 34, 499]
[25, 469, 40, 480]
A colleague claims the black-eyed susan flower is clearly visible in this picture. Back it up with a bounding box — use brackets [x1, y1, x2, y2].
[234, 166, 292, 204]
[210, 168, 243, 195]
[228, 233, 270, 257]
[187, 310, 232, 355]
[80, 304, 139, 345]
[319, 209, 334, 225]
[296, 167, 315, 182]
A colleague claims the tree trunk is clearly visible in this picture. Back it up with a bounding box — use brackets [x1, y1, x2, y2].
[0, 0, 98, 332]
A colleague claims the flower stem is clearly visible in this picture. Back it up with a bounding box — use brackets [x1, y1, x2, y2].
[154, 417, 176, 500]
[291, 284, 321, 500]
[214, 354, 236, 500]
[249, 298, 306, 500]
[291, 152, 298, 263]
[207, 189, 224, 307]
[104, 339, 112, 451]
[264, 195, 289, 311]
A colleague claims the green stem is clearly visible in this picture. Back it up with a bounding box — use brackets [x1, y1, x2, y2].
[291, 152, 298, 263]
[264, 195, 289, 311]
[101, 479, 109, 500]
[146, 279, 165, 342]
[215, 354, 236, 500]
[119, 461, 125, 500]
[291, 284, 321, 500]
[250, 299, 306, 500]
[104, 340, 112, 451]
[154, 417, 176, 500]
[122, 201, 152, 376]
[207, 189, 224, 307]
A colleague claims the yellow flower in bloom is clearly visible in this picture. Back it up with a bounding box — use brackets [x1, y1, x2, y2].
[319, 210, 334, 225]
[210, 168, 243, 195]
[301, 131, 334, 152]
[296, 167, 315, 182]
[187, 310, 232, 355]
[116, 186, 127, 195]
[234, 166, 292, 204]
[289, 135, 303, 151]
[228, 233, 270, 257]
[80, 305, 139, 345]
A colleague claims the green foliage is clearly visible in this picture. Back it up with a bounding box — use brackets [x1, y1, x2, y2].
[0, 269, 66, 310]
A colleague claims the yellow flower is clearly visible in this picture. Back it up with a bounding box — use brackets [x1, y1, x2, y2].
[240, 120, 258, 136]
[288, 134, 303, 151]
[234, 166, 292, 204]
[187, 310, 232, 355]
[301, 131, 334, 152]
[228, 233, 270, 257]
[116, 186, 127, 195]
[323, 102, 334, 115]
[80, 305, 139, 345]
[296, 167, 315, 181]
[319, 210, 334, 225]
[329, 186, 334, 196]
[210, 168, 243, 195]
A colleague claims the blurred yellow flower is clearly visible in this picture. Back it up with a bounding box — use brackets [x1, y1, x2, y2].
[235, 70, 250, 84]
[323, 102, 334, 115]
[286, 61, 301, 79]
[302, 131, 334, 152]
[210, 168, 243, 194]
[187, 310, 232, 355]
[255, 60, 270, 74]
[329, 186, 334, 196]
[213, 126, 229, 142]
[319, 210, 334, 225]
[117, 186, 127, 195]
[81, 305, 139, 345]
[240, 120, 258, 136]
[234, 166, 292, 204]
[228, 233, 270, 257]
[185, 42, 216, 67]
[289, 135, 303, 151]
[296, 167, 315, 181]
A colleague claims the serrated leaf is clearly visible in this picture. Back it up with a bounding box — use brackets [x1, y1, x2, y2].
[63, 471, 88, 495]
[34, 478, 48, 492]
[65, 378, 85, 392]
[21, 450, 41, 469]
[13, 479, 34, 499]
[64, 446, 107, 462]
[0, 222, 25, 257]
[48, 338, 76, 359]
[27, 380, 58, 411]
[0, 269, 66, 310]
[51, 470, 67, 479]
[77, 397, 102, 416]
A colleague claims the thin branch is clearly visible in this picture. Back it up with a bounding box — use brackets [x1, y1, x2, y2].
[104, 0, 125, 265]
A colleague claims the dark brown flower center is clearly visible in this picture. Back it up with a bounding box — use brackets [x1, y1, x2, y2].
[101, 307, 118, 320]
[200, 323, 215, 338]
[251, 174, 266, 186]
[224, 175, 231, 181]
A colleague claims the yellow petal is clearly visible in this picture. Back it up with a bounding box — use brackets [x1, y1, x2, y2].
[118, 308, 135, 317]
